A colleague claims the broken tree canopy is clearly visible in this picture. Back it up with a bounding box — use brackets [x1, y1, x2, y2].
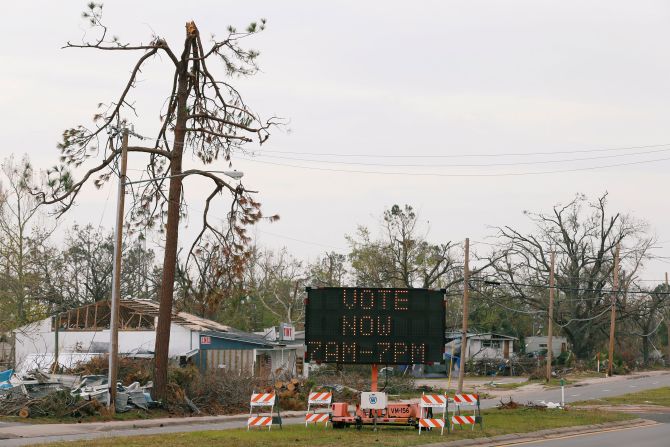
[38, 3, 281, 400]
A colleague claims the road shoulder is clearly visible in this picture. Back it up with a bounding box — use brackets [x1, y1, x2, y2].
[416, 418, 655, 447]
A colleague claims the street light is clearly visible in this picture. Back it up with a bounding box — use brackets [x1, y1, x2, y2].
[126, 170, 243, 185]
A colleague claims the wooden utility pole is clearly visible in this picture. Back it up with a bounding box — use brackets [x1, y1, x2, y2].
[457, 238, 470, 393]
[607, 244, 620, 377]
[666, 272, 669, 363]
[108, 130, 128, 412]
[546, 252, 555, 382]
[51, 313, 59, 374]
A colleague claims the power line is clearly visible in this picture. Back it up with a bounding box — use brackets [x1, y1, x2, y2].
[236, 155, 670, 178]
[244, 142, 670, 159]
[481, 297, 545, 315]
[125, 129, 670, 174]
[631, 318, 665, 337]
[556, 305, 614, 327]
[470, 278, 670, 295]
[128, 129, 670, 160]
[255, 228, 346, 251]
[241, 147, 670, 168]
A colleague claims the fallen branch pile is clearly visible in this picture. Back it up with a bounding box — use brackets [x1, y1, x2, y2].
[0, 389, 103, 419]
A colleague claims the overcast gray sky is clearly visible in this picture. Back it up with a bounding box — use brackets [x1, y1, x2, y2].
[1, 1, 669, 282]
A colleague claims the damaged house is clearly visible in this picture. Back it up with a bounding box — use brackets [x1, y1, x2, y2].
[12, 299, 305, 377]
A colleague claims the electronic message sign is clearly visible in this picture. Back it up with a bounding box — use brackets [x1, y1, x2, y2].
[305, 287, 445, 365]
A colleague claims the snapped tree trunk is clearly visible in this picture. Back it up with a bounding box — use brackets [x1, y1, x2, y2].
[153, 36, 191, 400]
[42, 9, 278, 400]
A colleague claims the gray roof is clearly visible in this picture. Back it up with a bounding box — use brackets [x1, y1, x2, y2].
[446, 331, 518, 341]
[201, 330, 275, 348]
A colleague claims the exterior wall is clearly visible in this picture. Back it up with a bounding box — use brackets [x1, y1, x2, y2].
[13, 317, 195, 371]
[526, 336, 567, 356]
[198, 349, 255, 374]
[263, 348, 299, 376]
[197, 336, 307, 378]
[467, 339, 514, 360]
[198, 335, 267, 375]
[0, 341, 12, 370]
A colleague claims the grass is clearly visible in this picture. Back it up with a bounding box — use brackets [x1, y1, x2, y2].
[574, 386, 670, 407]
[35, 408, 633, 447]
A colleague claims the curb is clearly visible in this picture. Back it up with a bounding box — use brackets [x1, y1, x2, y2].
[415, 418, 655, 447]
[92, 411, 307, 432]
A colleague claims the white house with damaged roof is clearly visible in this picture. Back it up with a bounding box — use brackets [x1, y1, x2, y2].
[445, 331, 517, 361]
[11, 299, 305, 377]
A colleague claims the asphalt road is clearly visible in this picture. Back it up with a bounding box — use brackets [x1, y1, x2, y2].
[480, 372, 670, 409]
[504, 422, 670, 447]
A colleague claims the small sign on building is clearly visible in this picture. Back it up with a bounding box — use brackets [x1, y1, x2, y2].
[200, 336, 212, 345]
[280, 323, 295, 341]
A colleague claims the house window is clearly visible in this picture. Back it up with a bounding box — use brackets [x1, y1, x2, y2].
[482, 340, 501, 349]
[539, 343, 547, 348]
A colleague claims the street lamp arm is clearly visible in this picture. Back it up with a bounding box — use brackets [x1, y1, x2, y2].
[125, 169, 243, 185]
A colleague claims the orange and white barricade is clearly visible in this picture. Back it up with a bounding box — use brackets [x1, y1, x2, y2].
[418, 393, 448, 435]
[450, 394, 482, 430]
[305, 390, 332, 427]
[248, 392, 276, 431]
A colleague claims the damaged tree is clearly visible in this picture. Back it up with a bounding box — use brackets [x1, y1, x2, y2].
[489, 193, 653, 359]
[40, 3, 279, 400]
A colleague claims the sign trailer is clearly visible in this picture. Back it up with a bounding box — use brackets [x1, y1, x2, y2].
[305, 287, 445, 365]
[305, 287, 446, 430]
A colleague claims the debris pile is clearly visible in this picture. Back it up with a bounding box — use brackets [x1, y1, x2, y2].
[274, 377, 308, 410]
[497, 397, 520, 409]
[0, 369, 155, 418]
[496, 397, 564, 410]
[1, 359, 308, 419]
[0, 389, 103, 419]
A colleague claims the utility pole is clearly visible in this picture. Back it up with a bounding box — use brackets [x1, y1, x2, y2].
[546, 252, 555, 382]
[607, 243, 620, 378]
[457, 238, 470, 393]
[666, 272, 669, 363]
[51, 312, 59, 374]
[108, 130, 128, 412]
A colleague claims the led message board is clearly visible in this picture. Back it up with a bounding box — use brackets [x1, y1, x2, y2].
[305, 287, 445, 365]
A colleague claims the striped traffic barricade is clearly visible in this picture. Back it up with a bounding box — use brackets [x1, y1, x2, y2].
[451, 415, 476, 425]
[247, 416, 273, 428]
[305, 413, 330, 424]
[450, 394, 482, 431]
[418, 393, 448, 435]
[419, 418, 446, 433]
[305, 390, 333, 427]
[248, 392, 276, 431]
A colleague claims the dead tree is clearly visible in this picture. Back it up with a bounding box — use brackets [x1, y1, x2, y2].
[39, 4, 280, 400]
[489, 193, 653, 359]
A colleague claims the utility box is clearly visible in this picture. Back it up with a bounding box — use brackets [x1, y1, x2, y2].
[332, 402, 349, 417]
